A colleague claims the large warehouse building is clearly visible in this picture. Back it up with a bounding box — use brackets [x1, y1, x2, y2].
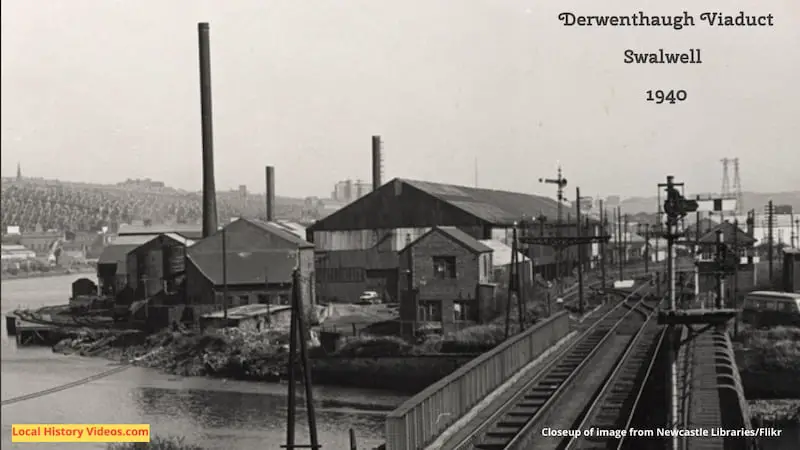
[307, 177, 598, 303]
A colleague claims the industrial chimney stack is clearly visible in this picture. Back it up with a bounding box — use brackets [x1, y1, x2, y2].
[371, 135, 383, 191]
[198, 22, 218, 237]
[265, 166, 275, 222]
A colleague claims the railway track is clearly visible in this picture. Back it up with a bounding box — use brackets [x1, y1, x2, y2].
[453, 279, 660, 450]
[563, 304, 665, 450]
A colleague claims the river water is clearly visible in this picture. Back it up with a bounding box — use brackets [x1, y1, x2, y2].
[1, 274, 407, 450]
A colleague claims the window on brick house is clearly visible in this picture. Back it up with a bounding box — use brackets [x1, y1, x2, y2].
[432, 256, 456, 279]
[453, 300, 473, 322]
[418, 300, 442, 322]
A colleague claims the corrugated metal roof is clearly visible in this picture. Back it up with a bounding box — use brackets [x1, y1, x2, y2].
[266, 220, 307, 241]
[118, 223, 204, 240]
[479, 239, 531, 266]
[161, 233, 196, 246]
[97, 244, 139, 273]
[202, 304, 291, 320]
[400, 178, 562, 225]
[107, 235, 155, 246]
[242, 218, 313, 248]
[188, 249, 298, 286]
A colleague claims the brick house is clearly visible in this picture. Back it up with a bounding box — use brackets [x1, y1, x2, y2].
[398, 226, 496, 335]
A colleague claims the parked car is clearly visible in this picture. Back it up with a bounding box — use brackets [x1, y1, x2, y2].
[357, 291, 381, 305]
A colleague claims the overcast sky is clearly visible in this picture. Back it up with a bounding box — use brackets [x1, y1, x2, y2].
[2, 0, 798, 199]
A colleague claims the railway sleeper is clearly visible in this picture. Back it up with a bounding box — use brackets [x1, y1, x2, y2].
[475, 436, 512, 450]
[497, 418, 528, 428]
[507, 409, 539, 417]
[485, 426, 519, 438]
[525, 391, 552, 400]
[518, 398, 547, 408]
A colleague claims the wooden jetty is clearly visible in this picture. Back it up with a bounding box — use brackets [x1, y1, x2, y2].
[6, 313, 18, 336]
[15, 318, 60, 346]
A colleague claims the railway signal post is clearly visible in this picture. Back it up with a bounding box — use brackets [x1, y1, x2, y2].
[657, 175, 743, 450]
[518, 185, 611, 315]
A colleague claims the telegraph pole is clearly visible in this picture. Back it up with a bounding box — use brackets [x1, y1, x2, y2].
[616, 207, 623, 279]
[599, 200, 607, 294]
[733, 219, 740, 336]
[576, 187, 584, 314]
[644, 224, 651, 273]
[285, 270, 320, 450]
[539, 167, 568, 293]
[222, 227, 228, 321]
[767, 200, 774, 281]
[623, 213, 629, 272]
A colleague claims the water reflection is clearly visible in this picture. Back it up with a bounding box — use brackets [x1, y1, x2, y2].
[2, 276, 400, 450]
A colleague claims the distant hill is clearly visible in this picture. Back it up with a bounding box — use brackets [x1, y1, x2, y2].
[1, 178, 323, 233]
[617, 191, 800, 214]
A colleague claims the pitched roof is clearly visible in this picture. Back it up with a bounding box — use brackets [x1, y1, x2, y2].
[118, 223, 203, 240]
[107, 235, 155, 246]
[161, 233, 196, 246]
[399, 178, 563, 225]
[402, 226, 492, 254]
[188, 249, 298, 286]
[266, 220, 307, 241]
[698, 222, 756, 245]
[97, 244, 138, 273]
[238, 218, 313, 248]
[436, 226, 493, 253]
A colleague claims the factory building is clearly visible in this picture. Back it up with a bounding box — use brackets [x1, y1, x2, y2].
[185, 218, 315, 323]
[125, 233, 195, 301]
[398, 227, 495, 335]
[308, 178, 598, 304]
[97, 235, 154, 295]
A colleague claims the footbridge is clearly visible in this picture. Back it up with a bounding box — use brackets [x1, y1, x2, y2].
[383, 273, 756, 450]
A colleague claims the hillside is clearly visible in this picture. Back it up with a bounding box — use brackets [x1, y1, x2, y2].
[0, 178, 322, 233]
[618, 191, 800, 214]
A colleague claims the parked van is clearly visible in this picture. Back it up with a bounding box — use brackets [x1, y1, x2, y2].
[741, 291, 800, 327]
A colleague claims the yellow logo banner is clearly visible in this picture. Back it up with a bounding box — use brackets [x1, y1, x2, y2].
[12, 424, 150, 443]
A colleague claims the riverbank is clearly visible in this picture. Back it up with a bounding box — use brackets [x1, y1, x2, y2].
[49, 291, 559, 393]
[51, 324, 498, 394]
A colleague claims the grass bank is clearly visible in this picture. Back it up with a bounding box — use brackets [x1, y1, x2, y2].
[733, 326, 800, 399]
[748, 400, 800, 427]
[52, 323, 512, 393]
[52, 292, 559, 393]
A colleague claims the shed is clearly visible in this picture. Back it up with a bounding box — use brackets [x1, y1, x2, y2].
[97, 235, 152, 294]
[185, 218, 316, 322]
[126, 233, 195, 301]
